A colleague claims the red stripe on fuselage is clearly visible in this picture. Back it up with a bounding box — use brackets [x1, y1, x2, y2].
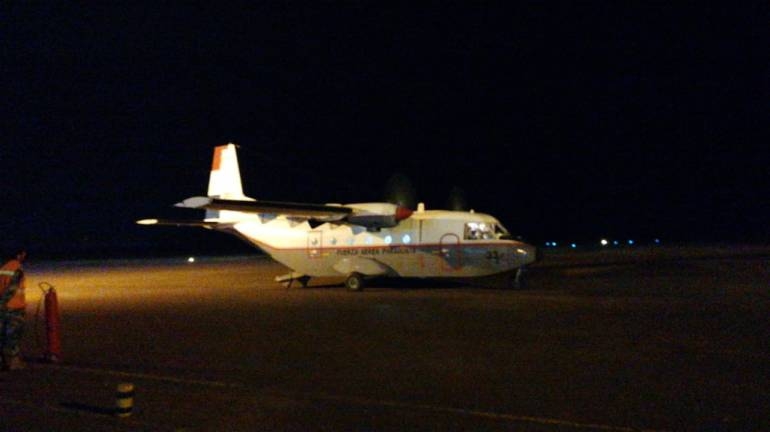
[251, 242, 519, 252]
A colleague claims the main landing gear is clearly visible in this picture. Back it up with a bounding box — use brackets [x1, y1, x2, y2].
[344, 272, 365, 291]
[276, 272, 311, 288]
[277, 272, 366, 291]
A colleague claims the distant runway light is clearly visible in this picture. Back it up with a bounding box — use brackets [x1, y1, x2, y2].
[571, 243, 577, 248]
[600, 239, 608, 246]
[613, 240, 619, 246]
[628, 240, 635, 245]
[187, 257, 196, 263]
[654, 238, 661, 244]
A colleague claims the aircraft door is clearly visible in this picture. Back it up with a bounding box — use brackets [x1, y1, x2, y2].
[307, 231, 322, 259]
[439, 233, 462, 272]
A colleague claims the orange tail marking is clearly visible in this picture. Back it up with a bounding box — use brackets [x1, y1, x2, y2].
[211, 145, 226, 171]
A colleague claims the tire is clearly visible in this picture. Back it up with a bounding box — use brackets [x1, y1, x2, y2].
[345, 272, 364, 291]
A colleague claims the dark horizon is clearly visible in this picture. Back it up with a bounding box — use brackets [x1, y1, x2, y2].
[3, 3, 769, 258]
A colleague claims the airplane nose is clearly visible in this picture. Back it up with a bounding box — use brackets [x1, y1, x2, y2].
[512, 243, 539, 265]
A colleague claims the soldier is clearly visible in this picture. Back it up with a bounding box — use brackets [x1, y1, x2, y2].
[1, 249, 27, 370]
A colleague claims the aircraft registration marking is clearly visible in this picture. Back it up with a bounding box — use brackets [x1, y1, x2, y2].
[337, 247, 416, 256]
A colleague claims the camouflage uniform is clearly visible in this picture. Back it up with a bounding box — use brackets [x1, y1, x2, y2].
[0, 256, 26, 370]
[0, 309, 25, 361]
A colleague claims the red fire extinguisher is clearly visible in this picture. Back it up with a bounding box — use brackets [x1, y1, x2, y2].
[39, 282, 62, 362]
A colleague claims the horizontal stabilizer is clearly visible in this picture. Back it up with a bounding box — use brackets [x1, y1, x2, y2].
[135, 218, 223, 228]
[175, 196, 352, 220]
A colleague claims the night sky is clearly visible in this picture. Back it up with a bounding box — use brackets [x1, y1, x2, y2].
[3, 3, 769, 258]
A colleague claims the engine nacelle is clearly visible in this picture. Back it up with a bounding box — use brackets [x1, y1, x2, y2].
[344, 203, 413, 230]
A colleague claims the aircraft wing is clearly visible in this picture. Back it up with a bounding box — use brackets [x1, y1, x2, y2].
[175, 196, 352, 220]
[136, 218, 225, 228]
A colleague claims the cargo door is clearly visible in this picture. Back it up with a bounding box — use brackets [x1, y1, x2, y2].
[439, 233, 462, 272]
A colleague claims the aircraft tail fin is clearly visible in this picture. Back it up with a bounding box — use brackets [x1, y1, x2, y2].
[207, 144, 253, 199]
[137, 143, 258, 228]
[205, 143, 255, 221]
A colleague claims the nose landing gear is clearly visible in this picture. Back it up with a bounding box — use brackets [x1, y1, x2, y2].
[508, 267, 527, 289]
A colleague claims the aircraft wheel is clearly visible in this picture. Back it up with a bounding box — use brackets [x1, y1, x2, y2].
[298, 275, 311, 288]
[345, 272, 365, 291]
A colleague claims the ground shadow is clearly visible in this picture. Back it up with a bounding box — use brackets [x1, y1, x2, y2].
[60, 401, 116, 416]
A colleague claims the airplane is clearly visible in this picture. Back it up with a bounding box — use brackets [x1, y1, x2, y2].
[137, 144, 539, 290]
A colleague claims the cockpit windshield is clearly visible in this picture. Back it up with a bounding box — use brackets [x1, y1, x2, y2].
[495, 223, 511, 239]
[464, 222, 510, 240]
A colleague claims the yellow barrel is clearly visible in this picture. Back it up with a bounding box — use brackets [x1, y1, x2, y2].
[115, 382, 135, 417]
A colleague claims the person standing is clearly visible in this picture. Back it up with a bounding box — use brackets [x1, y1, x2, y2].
[0, 249, 27, 370]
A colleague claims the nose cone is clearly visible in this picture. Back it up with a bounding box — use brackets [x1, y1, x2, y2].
[524, 244, 540, 265]
[512, 242, 539, 266]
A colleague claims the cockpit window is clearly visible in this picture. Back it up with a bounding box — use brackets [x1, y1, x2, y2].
[464, 222, 496, 240]
[465, 222, 510, 240]
[495, 223, 512, 239]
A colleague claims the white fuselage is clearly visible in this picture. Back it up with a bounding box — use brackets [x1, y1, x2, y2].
[139, 144, 538, 282]
[223, 209, 537, 278]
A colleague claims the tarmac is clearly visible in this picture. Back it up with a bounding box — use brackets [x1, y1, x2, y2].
[1, 245, 769, 431]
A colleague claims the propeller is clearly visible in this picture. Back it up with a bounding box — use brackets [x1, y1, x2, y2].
[384, 172, 417, 210]
[447, 186, 468, 211]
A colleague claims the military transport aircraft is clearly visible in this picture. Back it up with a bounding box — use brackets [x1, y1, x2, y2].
[137, 144, 538, 290]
